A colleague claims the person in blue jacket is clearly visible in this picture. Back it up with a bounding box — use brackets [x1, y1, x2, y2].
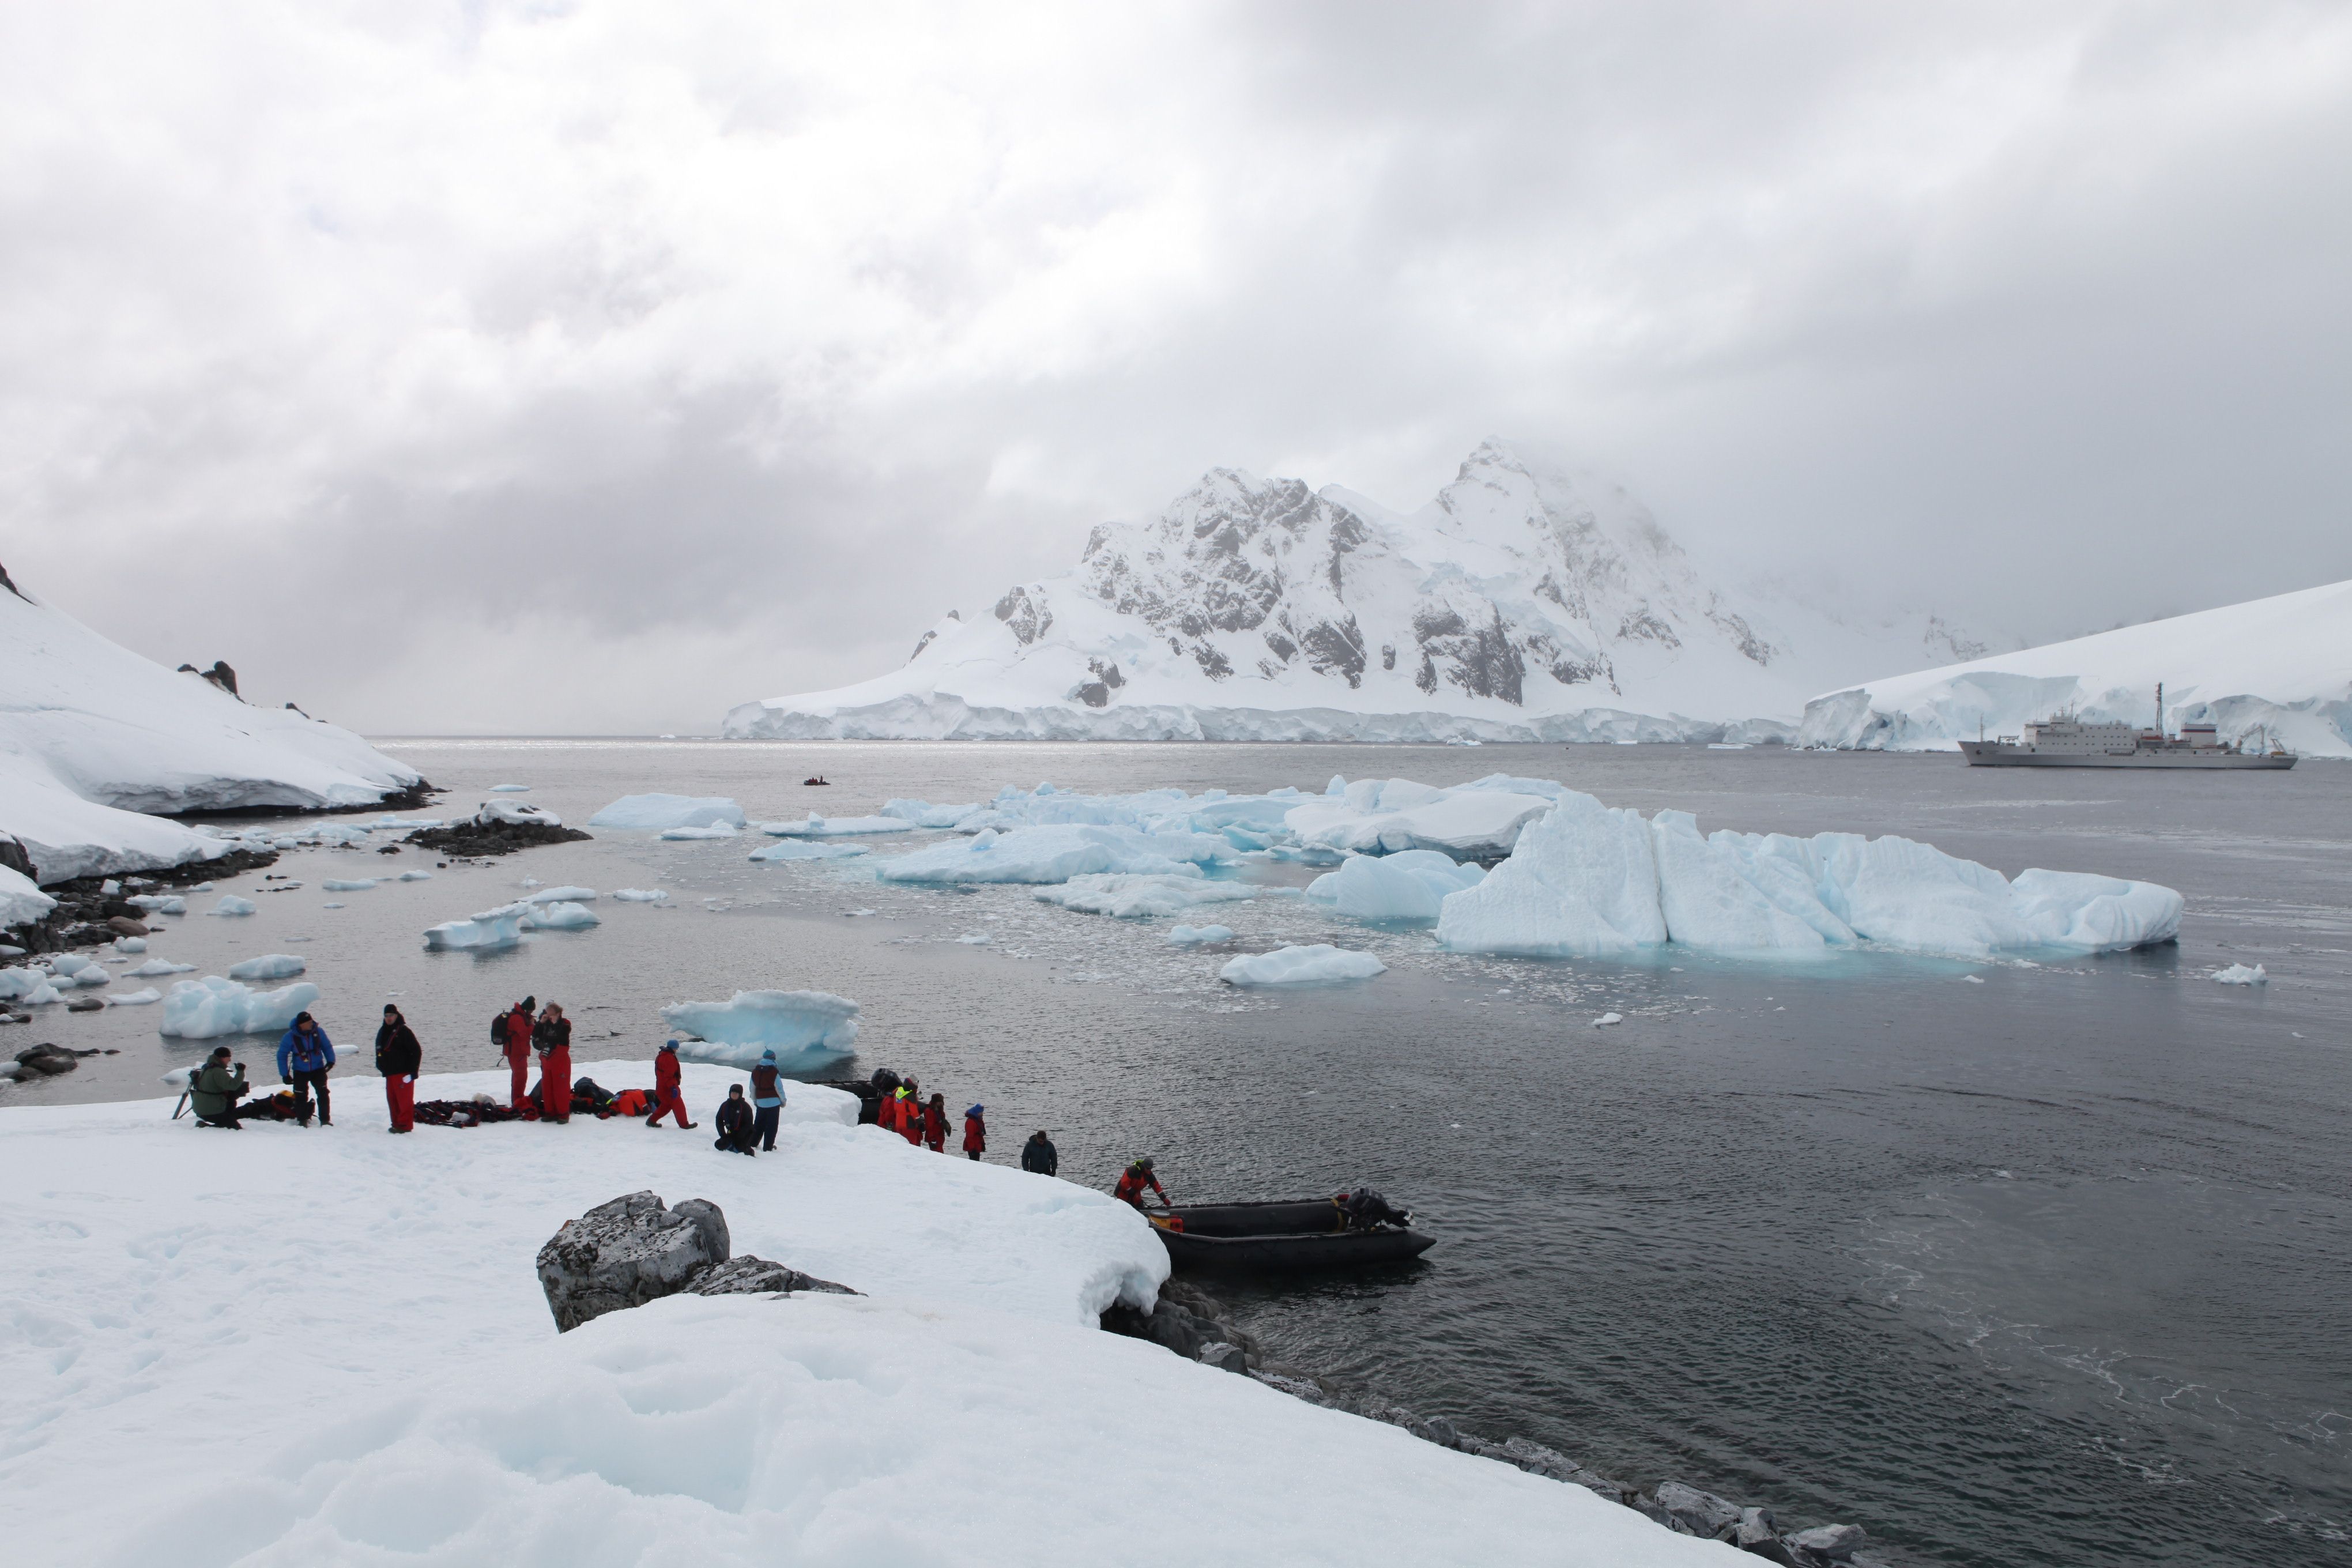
[277, 1011, 337, 1127]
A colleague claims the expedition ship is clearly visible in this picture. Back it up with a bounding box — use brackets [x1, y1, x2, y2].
[1958, 686, 2295, 770]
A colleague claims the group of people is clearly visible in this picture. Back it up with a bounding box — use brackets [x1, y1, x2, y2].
[872, 1072, 987, 1160]
[186, 1007, 411, 1131]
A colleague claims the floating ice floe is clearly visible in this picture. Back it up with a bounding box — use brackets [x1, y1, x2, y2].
[491, 783, 530, 793]
[158, 976, 322, 1039]
[322, 879, 377, 892]
[1167, 924, 1235, 945]
[0, 968, 63, 1004]
[958, 933, 991, 945]
[105, 987, 161, 1006]
[368, 816, 443, 831]
[1591, 1012, 1623, 1027]
[659, 822, 741, 840]
[2212, 963, 2268, 985]
[1305, 850, 1485, 923]
[660, 989, 862, 1068]
[761, 815, 911, 837]
[749, 839, 872, 862]
[612, 888, 670, 903]
[587, 794, 746, 831]
[1033, 872, 1256, 919]
[125, 958, 196, 977]
[877, 823, 1232, 886]
[1434, 790, 2184, 962]
[1286, 776, 1559, 859]
[227, 954, 307, 981]
[880, 798, 983, 828]
[523, 885, 597, 903]
[1219, 945, 1386, 986]
[397, 869, 432, 881]
[322, 902, 345, 909]
[522, 901, 599, 932]
[208, 895, 257, 917]
[114, 936, 147, 954]
[423, 902, 532, 952]
[127, 894, 186, 915]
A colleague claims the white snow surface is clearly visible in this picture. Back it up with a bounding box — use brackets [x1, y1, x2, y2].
[661, 990, 862, 1068]
[1033, 872, 1257, 919]
[1, 862, 58, 929]
[1220, 944, 1389, 986]
[587, 794, 748, 831]
[0, 1069, 1727, 1568]
[1800, 577, 2352, 756]
[477, 800, 563, 828]
[725, 440, 1989, 744]
[1436, 791, 2183, 960]
[156, 974, 321, 1038]
[0, 574, 421, 883]
[225, 953, 307, 981]
[1307, 849, 1486, 922]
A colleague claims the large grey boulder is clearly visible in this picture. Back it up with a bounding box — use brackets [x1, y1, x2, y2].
[1786, 1522, 1868, 1562]
[1655, 1481, 1743, 1540]
[536, 1192, 853, 1331]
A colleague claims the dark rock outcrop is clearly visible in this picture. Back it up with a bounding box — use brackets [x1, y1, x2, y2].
[15, 1043, 82, 1075]
[3, 848, 278, 955]
[409, 811, 590, 859]
[536, 1191, 853, 1333]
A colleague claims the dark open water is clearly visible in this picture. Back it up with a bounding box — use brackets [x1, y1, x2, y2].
[14, 741, 2348, 1566]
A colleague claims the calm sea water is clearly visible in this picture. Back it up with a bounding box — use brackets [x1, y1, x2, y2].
[17, 741, 2349, 1567]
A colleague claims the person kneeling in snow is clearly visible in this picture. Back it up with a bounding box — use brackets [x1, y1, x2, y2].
[189, 1047, 250, 1129]
[713, 1084, 757, 1156]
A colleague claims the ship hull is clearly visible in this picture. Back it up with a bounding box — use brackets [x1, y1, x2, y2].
[1958, 742, 2295, 770]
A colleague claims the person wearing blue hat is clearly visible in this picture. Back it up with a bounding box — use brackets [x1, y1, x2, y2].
[962, 1103, 986, 1162]
[749, 1049, 785, 1152]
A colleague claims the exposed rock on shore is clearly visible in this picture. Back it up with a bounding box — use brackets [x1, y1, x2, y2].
[413, 803, 591, 860]
[536, 1191, 854, 1333]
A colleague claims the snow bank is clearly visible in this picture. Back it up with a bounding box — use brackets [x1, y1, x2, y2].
[225, 953, 307, 981]
[875, 823, 1232, 885]
[424, 902, 532, 952]
[1437, 790, 2183, 960]
[760, 814, 912, 836]
[661, 990, 862, 1068]
[748, 839, 872, 861]
[1220, 944, 1387, 986]
[587, 794, 747, 831]
[156, 975, 321, 1038]
[1800, 578, 2352, 757]
[1306, 850, 1485, 922]
[1, 863, 57, 930]
[1167, 924, 1235, 945]
[1034, 872, 1257, 919]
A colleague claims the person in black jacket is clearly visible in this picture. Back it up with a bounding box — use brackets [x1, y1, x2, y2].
[713, 1084, 757, 1156]
[1020, 1130, 1058, 1176]
[375, 1004, 423, 1133]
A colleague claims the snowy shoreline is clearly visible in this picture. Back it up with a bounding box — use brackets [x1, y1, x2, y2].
[0, 1062, 1739, 1566]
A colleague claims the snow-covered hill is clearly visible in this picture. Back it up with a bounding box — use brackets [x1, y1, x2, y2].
[1799, 578, 2352, 758]
[726, 442, 1988, 742]
[0, 564, 425, 883]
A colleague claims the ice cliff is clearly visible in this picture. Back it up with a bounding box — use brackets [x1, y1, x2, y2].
[0, 564, 424, 884]
[1800, 578, 2352, 758]
[725, 441, 1983, 743]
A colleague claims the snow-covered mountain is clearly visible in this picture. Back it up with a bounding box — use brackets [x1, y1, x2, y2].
[0, 563, 425, 884]
[727, 442, 1988, 742]
[1800, 578, 2352, 758]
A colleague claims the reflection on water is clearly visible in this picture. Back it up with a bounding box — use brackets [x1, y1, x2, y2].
[13, 740, 2349, 1567]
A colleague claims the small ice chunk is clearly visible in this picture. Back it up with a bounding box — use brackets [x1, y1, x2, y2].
[1034, 873, 1254, 919]
[659, 822, 741, 840]
[879, 823, 1232, 885]
[159, 976, 322, 1039]
[114, 936, 149, 954]
[50, 953, 96, 975]
[2212, 963, 2268, 985]
[128, 895, 187, 915]
[0, 968, 64, 1004]
[522, 900, 600, 931]
[1305, 850, 1484, 923]
[749, 840, 872, 862]
[612, 888, 670, 903]
[1963, 974, 1984, 983]
[397, 870, 433, 881]
[322, 902, 345, 909]
[660, 990, 861, 1068]
[1219, 944, 1386, 986]
[105, 987, 163, 1006]
[523, 886, 598, 903]
[227, 954, 308, 981]
[101, 879, 121, 895]
[125, 958, 197, 977]
[322, 879, 378, 892]
[1167, 925, 1235, 945]
[587, 794, 745, 831]
[958, 933, 991, 945]
[490, 783, 530, 793]
[423, 903, 531, 952]
[1590, 1012, 1623, 1027]
[191, 882, 214, 892]
[761, 815, 911, 838]
[209, 895, 258, 917]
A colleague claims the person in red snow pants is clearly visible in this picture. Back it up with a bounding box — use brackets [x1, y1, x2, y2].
[535, 1004, 573, 1123]
[646, 1039, 695, 1128]
[922, 1093, 949, 1153]
[502, 997, 536, 1109]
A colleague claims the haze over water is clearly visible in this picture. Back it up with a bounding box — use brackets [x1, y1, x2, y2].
[24, 741, 2348, 1568]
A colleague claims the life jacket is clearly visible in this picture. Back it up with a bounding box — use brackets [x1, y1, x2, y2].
[612, 1088, 650, 1116]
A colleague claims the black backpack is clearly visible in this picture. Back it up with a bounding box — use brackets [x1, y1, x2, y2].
[491, 1013, 508, 1046]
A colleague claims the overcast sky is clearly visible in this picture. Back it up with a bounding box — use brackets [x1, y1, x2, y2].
[5, 1, 2346, 733]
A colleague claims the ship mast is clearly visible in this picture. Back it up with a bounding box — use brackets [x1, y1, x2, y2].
[2156, 682, 2164, 739]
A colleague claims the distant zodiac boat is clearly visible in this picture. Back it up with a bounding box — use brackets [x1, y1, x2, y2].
[1958, 685, 2295, 770]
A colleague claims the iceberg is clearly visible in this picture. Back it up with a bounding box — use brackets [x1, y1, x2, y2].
[114, 936, 147, 953]
[1286, 778, 1555, 858]
[760, 815, 912, 837]
[875, 823, 1232, 886]
[659, 822, 740, 840]
[396, 869, 432, 881]
[157, 976, 322, 1039]
[491, 783, 530, 793]
[0, 967, 64, 1004]
[1219, 944, 1387, 986]
[881, 798, 984, 828]
[523, 885, 597, 903]
[1166, 924, 1235, 945]
[660, 989, 861, 1068]
[1435, 792, 1668, 957]
[612, 888, 670, 903]
[522, 900, 600, 931]
[321, 879, 377, 892]
[423, 902, 531, 952]
[226, 954, 307, 981]
[207, 895, 258, 917]
[125, 958, 197, 977]
[1033, 873, 1256, 919]
[748, 840, 872, 862]
[587, 794, 747, 831]
[104, 987, 161, 1006]
[1305, 850, 1484, 922]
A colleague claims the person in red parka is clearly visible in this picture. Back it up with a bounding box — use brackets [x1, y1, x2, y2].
[534, 1002, 573, 1124]
[499, 996, 536, 1110]
[921, 1092, 949, 1153]
[1114, 1158, 1169, 1211]
[646, 1039, 696, 1129]
[961, 1103, 986, 1162]
[899, 1082, 926, 1147]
